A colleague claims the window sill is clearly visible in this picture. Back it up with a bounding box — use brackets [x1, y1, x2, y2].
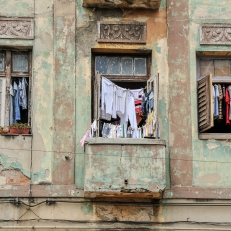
[85, 137, 166, 146]
[199, 133, 231, 140]
[0, 133, 32, 136]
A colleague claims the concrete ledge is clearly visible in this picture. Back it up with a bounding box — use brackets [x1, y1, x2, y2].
[0, 185, 84, 197]
[84, 191, 163, 199]
[199, 133, 231, 140]
[85, 138, 166, 146]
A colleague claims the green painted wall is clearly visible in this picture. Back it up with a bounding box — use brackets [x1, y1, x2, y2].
[75, 0, 169, 189]
[190, 0, 231, 187]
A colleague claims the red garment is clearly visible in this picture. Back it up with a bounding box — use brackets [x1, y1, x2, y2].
[225, 87, 230, 125]
[134, 99, 142, 113]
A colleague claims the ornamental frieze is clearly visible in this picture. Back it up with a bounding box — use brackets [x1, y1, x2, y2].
[201, 25, 231, 45]
[98, 22, 146, 44]
[0, 18, 34, 39]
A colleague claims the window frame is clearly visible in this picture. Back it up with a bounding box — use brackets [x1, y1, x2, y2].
[0, 48, 32, 128]
[93, 53, 151, 82]
[92, 52, 160, 139]
[197, 55, 231, 139]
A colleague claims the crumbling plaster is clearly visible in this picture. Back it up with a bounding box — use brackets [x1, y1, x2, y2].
[189, 0, 231, 188]
[75, 0, 169, 189]
[0, 0, 54, 186]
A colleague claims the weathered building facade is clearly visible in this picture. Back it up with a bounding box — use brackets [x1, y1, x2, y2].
[1, 0, 231, 230]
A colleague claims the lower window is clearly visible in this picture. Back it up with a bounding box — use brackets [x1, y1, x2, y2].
[0, 49, 32, 130]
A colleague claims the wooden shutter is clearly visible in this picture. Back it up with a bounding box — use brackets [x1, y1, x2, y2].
[0, 77, 6, 127]
[147, 74, 159, 138]
[198, 74, 214, 132]
[93, 71, 101, 137]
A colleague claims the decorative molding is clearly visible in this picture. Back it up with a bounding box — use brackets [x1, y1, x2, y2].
[0, 18, 34, 39]
[200, 24, 231, 45]
[98, 21, 146, 44]
[83, 0, 161, 10]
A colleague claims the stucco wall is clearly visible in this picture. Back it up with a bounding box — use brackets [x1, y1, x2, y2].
[75, 0, 169, 189]
[0, 0, 54, 187]
[189, 0, 231, 188]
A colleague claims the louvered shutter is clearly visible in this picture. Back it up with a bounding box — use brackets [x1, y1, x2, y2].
[198, 74, 214, 132]
[147, 74, 159, 138]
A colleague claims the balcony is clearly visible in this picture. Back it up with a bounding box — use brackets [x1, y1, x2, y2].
[82, 0, 161, 10]
[84, 138, 166, 198]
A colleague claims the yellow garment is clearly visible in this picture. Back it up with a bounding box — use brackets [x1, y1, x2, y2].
[146, 111, 154, 136]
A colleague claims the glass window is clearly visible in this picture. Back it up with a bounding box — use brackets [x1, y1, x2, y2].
[121, 58, 133, 75]
[95, 55, 148, 79]
[96, 57, 108, 74]
[134, 58, 146, 75]
[108, 57, 120, 75]
[0, 52, 4, 71]
[12, 53, 29, 72]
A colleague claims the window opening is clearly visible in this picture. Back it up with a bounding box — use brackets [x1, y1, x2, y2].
[197, 57, 231, 134]
[0, 49, 31, 131]
[92, 54, 159, 139]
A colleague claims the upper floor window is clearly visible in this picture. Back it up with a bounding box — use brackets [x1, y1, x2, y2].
[0, 49, 32, 129]
[197, 57, 231, 137]
[92, 53, 160, 139]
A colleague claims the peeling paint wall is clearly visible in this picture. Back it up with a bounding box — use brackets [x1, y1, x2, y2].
[189, 0, 231, 188]
[75, 0, 169, 189]
[2, 0, 231, 229]
[0, 0, 54, 187]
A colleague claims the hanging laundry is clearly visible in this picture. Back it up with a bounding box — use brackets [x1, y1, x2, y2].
[130, 89, 144, 113]
[142, 125, 146, 138]
[102, 123, 111, 138]
[97, 77, 159, 139]
[116, 125, 122, 138]
[120, 91, 137, 130]
[108, 124, 117, 138]
[19, 77, 28, 110]
[111, 85, 117, 119]
[127, 126, 133, 138]
[228, 86, 231, 121]
[10, 84, 15, 125]
[218, 84, 223, 120]
[225, 87, 230, 125]
[101, 77, 115, 116]
[80, 129, 90, 147]
[116, 86, 127, 117]
[13, 81, 21, 121]
[89, 120, 97, 137]
[213, 84, 219, 118]
[136, 112, 143, 126]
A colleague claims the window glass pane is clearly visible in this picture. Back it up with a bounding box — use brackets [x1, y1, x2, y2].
[134, 58, 146, 75]
[200, 60, 214, 77]
[0, 53, 4, 71]
[121, 58, 133, 75]
[108, 57, 120, 75]
[13, 53, 28, 72]
[96, 57, 108, 74]
[214, 60, 230, 76]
